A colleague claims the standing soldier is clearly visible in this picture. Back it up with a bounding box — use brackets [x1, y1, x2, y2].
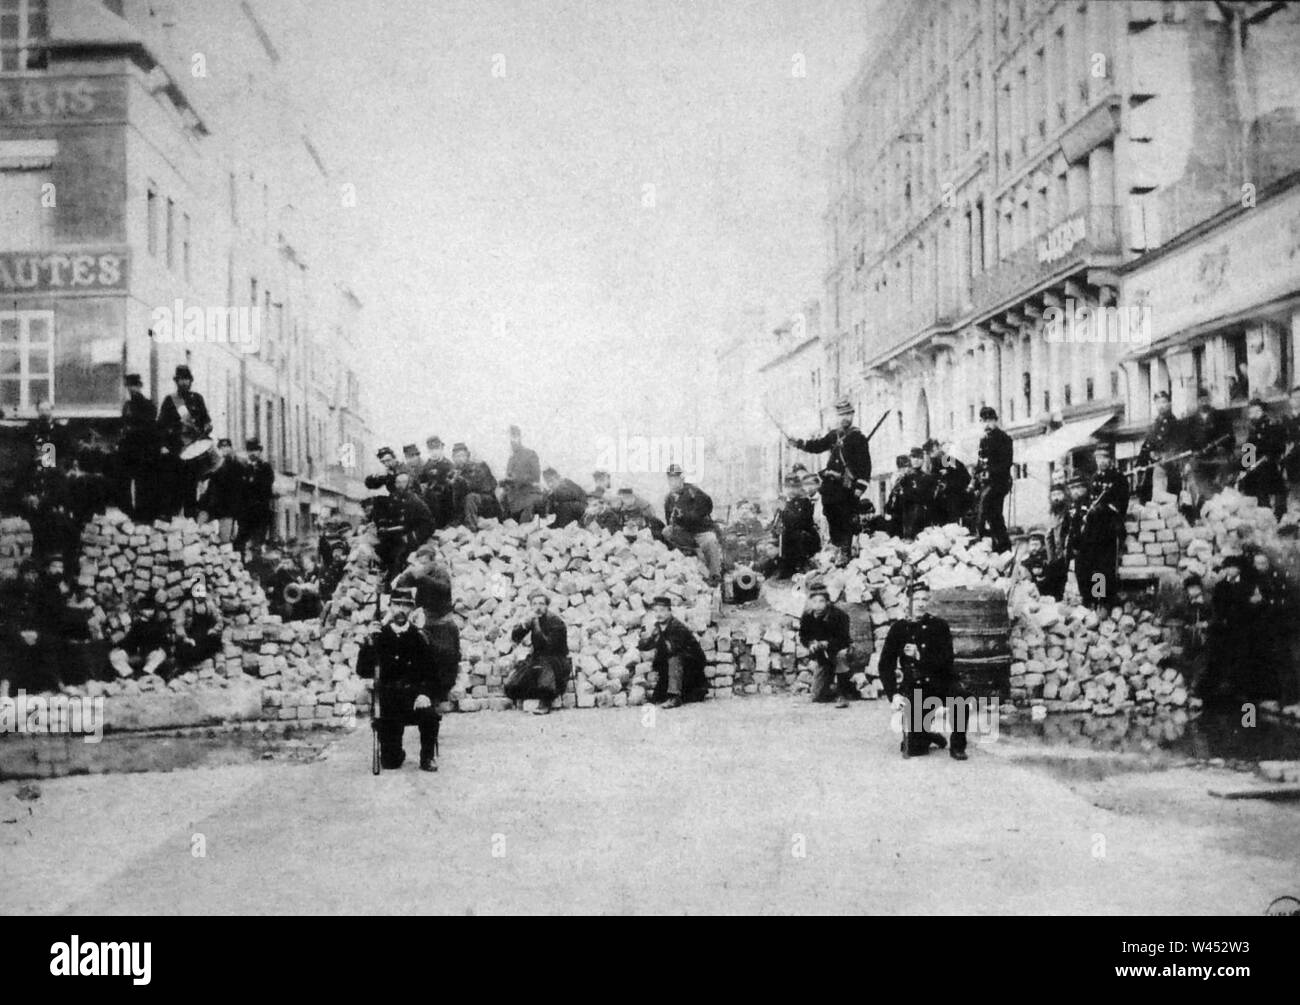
[504, 590, 572, 714]
[1043, 481, 1071, 599]
[761, 474, 819, 579]
[1237, 398, 1287, 518]
[542, 467, 588, 528]
[787, 397, 872, 564]
[235, 439, 275, 556]
[799, 581, 857, 708]
[1136, 390, 1182, 502]
[1182, 386, 1234, 508]
[1283, 386, 1300, 511]
[878, 573, 967, 760]
[156, 365, 212, 517]
[378, 472, 434, 582]
[635, 595, 709, 708]
[1075, 446, 1129, 609]
[356, 588, 444, 772]
[927, 439, 971, 527]
[663, 463, 722, 584]
[418, 436, 455, 529]
[502, 425, 543, 521]
[117, 374, 158, 521]
[893, 447, 935, 539]
[364, 446, 406, 495]
[975, 406, 1014, 551]
[199, 438, 243, 544]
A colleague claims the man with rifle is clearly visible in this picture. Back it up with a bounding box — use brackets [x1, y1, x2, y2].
[1074, 446, 1129, 609]
[974, 406, 1013, 552]
[759, 474, 819, 579]
[1135, 390, 1182, 502]
[358, 588, 449, 772]
[878, 569, 967, 760]
[375, 472, 433, 583]
[926, 439, 971, 527]
[1237, 398, 1287, 518]
[787, 397, 875, 565]
[1182, 386, 1234, 507]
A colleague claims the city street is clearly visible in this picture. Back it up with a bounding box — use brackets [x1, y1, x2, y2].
[4, 699, 1296, 916]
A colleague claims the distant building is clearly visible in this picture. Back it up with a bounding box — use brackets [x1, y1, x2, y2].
[759, 301, 825, 503]
[0, 0, 373, 533]
[825, 0, 1300, 528]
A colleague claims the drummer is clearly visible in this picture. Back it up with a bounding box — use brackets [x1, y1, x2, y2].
[156, 365, 213, 518]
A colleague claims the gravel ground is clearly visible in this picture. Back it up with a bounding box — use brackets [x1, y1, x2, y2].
[3, 697, 1297, 915]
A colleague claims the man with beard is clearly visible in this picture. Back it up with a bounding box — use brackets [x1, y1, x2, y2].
[173, 577, 224, 674]
[364, 446, 407, 495]
[974, 407, 1013, 552]
[761, 474, 819, 579]
[664, 464, 723, 583]
[199, 439, 243, 544]
[357, 589, 444, 772]
[542, 467, 588, 528]
[636, 595, 709, 709]
[1182, 386, 1234, 509]
[505, 590, 572, 714]
[799, 581, 856, 708]
[25, 398, 70, 473]
[1075, 445, 1129, 609]
[1237, 398, 1287, 518]
[502, 425, 543, 521]
[450, 443, 500, 530]
[927, 439, 971, 527]
[417, 436, 456, 529]
[878, 571, 967, 760]
[117, 373, 160, 520]
[235, 439, 275, 556]
[892, 447, 935, 539]
[156, 365, 213, 517]
[108, 596, 173, 680]
[376, 472, 434, 583]
[788, 397, 872, 564]
[1043, 481, 1071, 599]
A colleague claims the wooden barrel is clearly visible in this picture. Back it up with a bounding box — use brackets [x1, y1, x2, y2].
[927, 586, 1011, 699]
[846, 602, 875, 673]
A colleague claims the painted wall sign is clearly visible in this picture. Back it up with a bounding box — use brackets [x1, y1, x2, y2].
[1036, 215, 1087, 264]
[0, 250, 129, 295]
[0, 76, 127, 126]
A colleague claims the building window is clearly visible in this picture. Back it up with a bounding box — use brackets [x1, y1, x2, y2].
[146, 183, 159, 257]
[165, 197, 175, 270]
[1085, 376, 1095, 401]
[0, 0, 48, 72]
[0, 167, 54, 247]
[0, 310, 53, 415]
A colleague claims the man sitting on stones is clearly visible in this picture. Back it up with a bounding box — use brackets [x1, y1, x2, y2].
[636, 594, 708, 709]
[615, 486, 665, 540]
[357, 588, 442, 771]
[542, 467, 588, 528]
[173, 576, 224, 673]
[109, 595, 173, 680]
[799, 581, 857, 708]
[504, 590, 572, 715]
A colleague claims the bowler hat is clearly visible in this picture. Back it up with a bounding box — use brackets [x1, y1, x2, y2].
[651, 595, 673, 608]
[245, 438, 262, 451]
[124, 373, 142, 387]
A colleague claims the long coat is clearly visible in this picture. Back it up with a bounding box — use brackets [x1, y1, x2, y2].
[637, 616, 708, 702]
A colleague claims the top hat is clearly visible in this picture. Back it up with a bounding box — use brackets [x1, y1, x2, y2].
[174, 365, 194, 381]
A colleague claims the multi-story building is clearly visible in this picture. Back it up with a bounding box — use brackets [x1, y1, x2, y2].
[758, 300, 825, 504]
[0, 0, 373, 532]
[825, 0, 1300, 528]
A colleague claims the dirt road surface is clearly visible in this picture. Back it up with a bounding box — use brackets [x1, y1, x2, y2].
[3, 698, 1296, 915]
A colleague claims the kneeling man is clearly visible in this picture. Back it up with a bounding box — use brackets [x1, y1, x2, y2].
[505, 590, 572, 714]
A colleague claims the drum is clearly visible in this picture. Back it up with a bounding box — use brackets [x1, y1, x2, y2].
[180, 437, 217, 479]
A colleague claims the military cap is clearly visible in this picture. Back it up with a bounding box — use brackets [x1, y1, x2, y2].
[651, 595, 673, 608]
[783, 474, 802, 487]
[451, 442, 469, 453]
[246, 438, 263, 451]
[402, 444, 420, 456]
[1153, 390, 1170, 402]
[806, 581, 830, 598]
[592, 469, 610, 480]
[426, 435, 443, 448]
[909, 447, 924, 458]
[895, 455, 909, 468]
[834, 396, 854, 415]
[1182, 574, 1203, 589]
[1067, 474, 1087, 488]
[618, 486, 634, 495]
[376, 446, 396, 459]
[389, 587, 417, 605]
[666, 463, 684, 477]
[508, 424, 521, 437]
[124, 373, 143, 387]
[979, 406, 998, 420]
[1092, 443, 1113, 456]
[217, 437, 232, 448]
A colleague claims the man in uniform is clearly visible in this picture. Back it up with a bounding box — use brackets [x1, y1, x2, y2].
[199, 438, 243, 543]
[1183, 386, 1234, 507]
[1283, 386, 1300, 511]
[117, 373, 159, 520]
[356, 588, 444, 771]
[417, 436, 456, 529]
[1136, 389, 1182, 502]
[1238, 397, 1287, 518]
[591, 469, 612, 499]
[542, 467, 588, 528]
[663, 463, 722, 583]
[975, 406, 1013, 552]
[927, 439, 971, 527]
[364, 446, 406, 495]
[108, 595, 173, 680]
[788, 397, 872, 564]
[502, 425, 543, 521]
[892, 447, 935, 539]
[1043, 482, 1071, 599]
[1016, 532, 1052, 596]
[878, 574, 967, 760]
[156, 365, 213, 517]
[636, 595, 709, 708]
[235, 438, 275, 556]
[614, 486, 665, 540]
[505, 590, 572, 714]
[799, 581, 858, 708]
[450, 443, 499, 530]
[25, 398, 70, 473]
[1075, 446, 1129, 609]
[173, 577, 223, 674]
[377, 472, 434, 582]
[761, 474, 819, 579]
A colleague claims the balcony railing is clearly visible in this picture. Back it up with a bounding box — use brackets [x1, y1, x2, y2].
[971, 204, 1122, 311]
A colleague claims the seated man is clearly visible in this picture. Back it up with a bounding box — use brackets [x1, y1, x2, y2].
[615, 486, 665, 540]
[799, 581, 857, 707]
[109, 596, 173, 679]
[636, 594, 708, 709]
[173, 577, 224, 672]
[356, 588, 443, 771]
[504, 590, 572, 714]
[449, 442, 499, 530]
[542, 467, 588, 528]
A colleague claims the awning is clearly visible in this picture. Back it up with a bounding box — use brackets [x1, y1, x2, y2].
[1019, 411, 1117, 465]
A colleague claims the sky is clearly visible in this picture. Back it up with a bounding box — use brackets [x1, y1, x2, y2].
[259, 0, 881, 481]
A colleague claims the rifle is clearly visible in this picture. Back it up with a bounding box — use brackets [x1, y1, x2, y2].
[369, 626, 383, 775]
[1127, 433, 1231, 475]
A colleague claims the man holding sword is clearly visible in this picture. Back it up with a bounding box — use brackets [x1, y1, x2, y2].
[787, 397, 875, 565]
